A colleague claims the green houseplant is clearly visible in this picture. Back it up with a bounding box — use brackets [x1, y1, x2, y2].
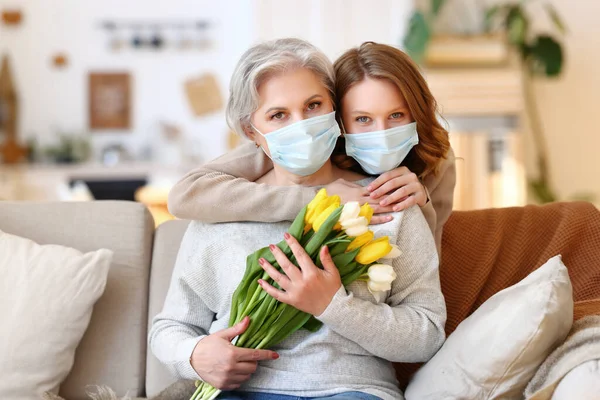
[404, 0, 567, 203]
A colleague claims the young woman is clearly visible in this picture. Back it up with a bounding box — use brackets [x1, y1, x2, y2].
[167, 42, 455, 254]
[150, 38, 446, 400]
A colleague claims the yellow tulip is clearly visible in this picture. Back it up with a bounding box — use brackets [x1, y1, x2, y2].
[359, 203, 374, 224]
[356, 236, 393, 265]
[347, 230, 374, 252]
[313, 195, 340, 222]
[312, 203, 338, 232]
[305, 189, 328, 225]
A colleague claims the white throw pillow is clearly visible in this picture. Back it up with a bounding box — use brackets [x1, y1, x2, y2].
[405, 255, 573, 400]
[0, 229, 112, 400]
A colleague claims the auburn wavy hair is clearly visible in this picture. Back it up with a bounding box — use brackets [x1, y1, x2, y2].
[331, 42, 450, 180]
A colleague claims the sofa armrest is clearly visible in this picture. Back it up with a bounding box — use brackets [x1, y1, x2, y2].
[574, 299, 600, 321]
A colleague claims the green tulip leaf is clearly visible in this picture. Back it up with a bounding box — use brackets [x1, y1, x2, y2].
[303, 316, 324, 333]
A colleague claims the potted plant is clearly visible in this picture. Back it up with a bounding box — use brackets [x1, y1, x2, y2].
[404, 0, 568, 203]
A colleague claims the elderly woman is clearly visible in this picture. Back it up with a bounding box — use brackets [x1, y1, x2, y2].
[149, 38, 446, 400]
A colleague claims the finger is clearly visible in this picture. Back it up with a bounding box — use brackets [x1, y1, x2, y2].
[283, 233, 316, 273]
[370, 203, 396, 215]
[269, 244, 302, 281]
[392, 195, 417, 212]
[320, 245, 338, 276]
[371, 175, 416, 200]
[258, 258, 291, 290]
[380, 181, 420, 206]
[230, 361, 257, 375]
[215, 316, 250, 341]
[367, 167, 409, 192]
[221, 381, 243, 390]
[235, 347, 280, 362]
[370, 215, 394, 225]
[258, 278, 289, 303]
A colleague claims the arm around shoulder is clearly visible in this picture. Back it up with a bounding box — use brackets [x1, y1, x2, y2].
[421, 146, 457, 253]
[168, 142, 316, 223]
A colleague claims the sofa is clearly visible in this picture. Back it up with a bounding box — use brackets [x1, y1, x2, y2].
[1, 200, 599, 399]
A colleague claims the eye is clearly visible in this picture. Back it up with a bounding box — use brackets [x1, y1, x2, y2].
[356, 116, 371, 124]
[390, 112, 404, 119]
[307, 101, 321, 111]
[270, 112, 286, 120]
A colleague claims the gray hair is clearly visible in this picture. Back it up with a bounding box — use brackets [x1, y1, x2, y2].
[226, 38, 335, 138]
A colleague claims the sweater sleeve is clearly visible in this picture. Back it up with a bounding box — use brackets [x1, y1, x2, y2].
[148, 227, 213, 380]
[168, 142, 317, 223]
[316, 205, 447, 363]
[420, 147, 457, 255]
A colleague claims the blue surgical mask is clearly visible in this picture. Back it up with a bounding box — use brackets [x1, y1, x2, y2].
[344, 122, 419, 175]
[252, 111, 341, 176]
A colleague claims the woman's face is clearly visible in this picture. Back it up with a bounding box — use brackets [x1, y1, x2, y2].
[341, 77, 413, 134]
[248, 67, 333, 154]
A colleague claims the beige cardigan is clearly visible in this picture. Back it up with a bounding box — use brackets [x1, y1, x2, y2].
[168, 142, 456, 253]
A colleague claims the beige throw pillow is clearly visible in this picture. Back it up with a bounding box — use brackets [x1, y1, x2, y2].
[405, 255, 573, 400]
[0, 229, 112, 400]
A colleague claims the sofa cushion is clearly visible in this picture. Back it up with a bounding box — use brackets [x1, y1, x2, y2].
[405, 255, 573, 400]
[0, 201, 154, 400]
[146, 219, 190, 397]
[394, 201, 600, 388]
[0, 229, 112, 399]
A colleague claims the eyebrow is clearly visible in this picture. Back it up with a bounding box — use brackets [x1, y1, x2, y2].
[351, 106, 408, 115]
[264, 94, 324, 115]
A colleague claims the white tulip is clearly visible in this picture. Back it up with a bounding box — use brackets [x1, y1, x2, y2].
[345, 224, 369, 237]
[381, 244, 402, 259]
[340, 216, 368, 230]
[367, 264, 397, 293]
[339, 201, 361, 224]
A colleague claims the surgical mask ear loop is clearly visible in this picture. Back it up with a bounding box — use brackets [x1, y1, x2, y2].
[339, 118, 348, 136]
[249, 122, 270, 156]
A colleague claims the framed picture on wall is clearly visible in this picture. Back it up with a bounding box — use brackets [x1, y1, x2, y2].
[88, 72, 131, 130]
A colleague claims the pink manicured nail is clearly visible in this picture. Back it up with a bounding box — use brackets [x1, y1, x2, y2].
[272, 353, 279, 359]
[258, 258, 265, 265]
[269, 244, 276, 251]
[258, 279, 264, 285]
[284, 232, 291, 240]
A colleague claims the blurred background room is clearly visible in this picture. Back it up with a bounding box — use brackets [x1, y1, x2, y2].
[0, 0, 598, 226]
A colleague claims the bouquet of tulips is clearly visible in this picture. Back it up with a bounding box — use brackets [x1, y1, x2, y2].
[191, 189, 402, 400]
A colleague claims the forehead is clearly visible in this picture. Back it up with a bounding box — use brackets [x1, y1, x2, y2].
[256, 68, 328, 108]
[342, 77, 407, 111]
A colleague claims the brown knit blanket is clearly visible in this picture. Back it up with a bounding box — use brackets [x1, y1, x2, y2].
[395, 201, 600, 388]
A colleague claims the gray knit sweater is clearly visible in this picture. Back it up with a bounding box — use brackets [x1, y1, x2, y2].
[149, 193, 446, 400]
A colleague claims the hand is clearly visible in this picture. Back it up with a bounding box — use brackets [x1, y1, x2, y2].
[324, 178, 395, 224]
[367, 167, 428, 211]
[258, 233, 341, 316]
[190, 316, 279, 390]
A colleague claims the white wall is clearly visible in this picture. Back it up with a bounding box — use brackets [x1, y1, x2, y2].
[255, 0, 412, 60]
[0, 0, 254, 163]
